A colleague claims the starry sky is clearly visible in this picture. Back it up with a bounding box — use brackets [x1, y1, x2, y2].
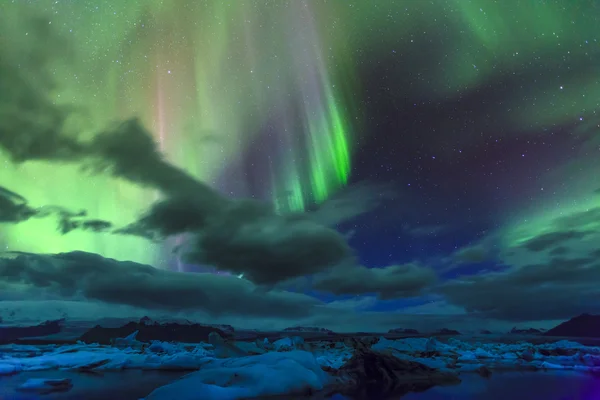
[1, 0, 600, 332]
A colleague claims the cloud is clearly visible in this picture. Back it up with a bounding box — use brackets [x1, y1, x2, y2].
[451, 244, 489, 265]
[0, 251, 505, 333]
[0, 185, 113, 235]
[398, 300, 467, 315]
[305, 181, 397, 227]
[436, 201, 600, 322]
[0, 296, 515, 333]
[186, 206, 353, 285]
[0, 251, 321, 319]
[438, 255, 600, 321]
[0, 16, 216, 201]
[325, 296, 378, 311]
[89, 119, 223, 200]
[0, 14, 356, 285]
[522, 230, 589, 252]
[552, 207, 600, 232]
[0, 186, 36, 223]
[303, 307, 506, 333]
[313, 263, 437, 299]
[548, 246, 569, 256]
[0, 15, 79, 165]
[516, 208, 600, 254]
[119, 198, 354, 285]
[112, 196, 213, 241]
[436, 236, 500, 274]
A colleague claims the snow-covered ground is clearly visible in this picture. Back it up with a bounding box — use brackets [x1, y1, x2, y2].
[1, 332, 599, 399]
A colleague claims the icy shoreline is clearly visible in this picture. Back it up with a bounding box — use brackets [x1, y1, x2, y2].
[1, 333, 599, 399]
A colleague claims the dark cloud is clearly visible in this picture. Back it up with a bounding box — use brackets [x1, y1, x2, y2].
[303, 307, 493, 333]
[115, 196, 212, 239]
[589, 249, 600, 258]
[438, 202, 600, 321]
[439, 256, 600, 321]
[0, 185, 113, 234]
[515, 207, 600, 254]
[0, 186, 37, 223]
[0, 296, 506, 333]
[451, 244, 489, 265]
[522, 230, 589, 252]
[115, 197, 354, 284]
[304, 181, 397, 227]
[0, 16, 81, 164]
[0, 15, 223, 200]
[552, 207, 600, 231]
[0, 14, 357, 285]
[313, 263, 437, 299]
[184, 201, 354, 285]
[436, 242, 495, 274]
[88, 119, 224, 201]
[0, 251, 319, 319]
[548, 246, 569, 256]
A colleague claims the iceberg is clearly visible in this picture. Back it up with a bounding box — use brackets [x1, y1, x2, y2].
[1, 333, 600, 398]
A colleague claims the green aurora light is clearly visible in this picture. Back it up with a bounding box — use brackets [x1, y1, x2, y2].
[2, 0, 599, 268]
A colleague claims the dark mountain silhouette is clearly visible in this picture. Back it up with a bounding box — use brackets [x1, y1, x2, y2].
[388, 328, 420, 334]
[283, 326, 334, 334]
[545, 314, 600, 337]
[79, 318, 232, 344]
[0, 319, 64, 343]
[434, 328, 460, 335]
[510, 327, 542, 334]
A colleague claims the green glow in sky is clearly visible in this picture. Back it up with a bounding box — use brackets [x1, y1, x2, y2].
[1, 0, 355, 264]
[2, 0, 598, 266]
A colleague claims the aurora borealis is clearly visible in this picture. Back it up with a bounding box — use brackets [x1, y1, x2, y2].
[1, 0, 356, 265]
[2, 0, 600, 331]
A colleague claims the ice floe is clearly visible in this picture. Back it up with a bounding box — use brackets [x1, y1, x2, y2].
[1, 334, 600, 398]
[143, 351, 329, 400]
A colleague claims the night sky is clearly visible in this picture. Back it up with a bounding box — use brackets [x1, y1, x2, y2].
[1, 0, 599, 332]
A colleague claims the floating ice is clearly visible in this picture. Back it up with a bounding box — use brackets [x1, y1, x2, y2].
[142, 351, 329, 400]
[17, 378, 73, 393]
[1, 335, 600, 399]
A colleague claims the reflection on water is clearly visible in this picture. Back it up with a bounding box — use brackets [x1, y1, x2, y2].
[0, 369, 188, 400]
[401, 371, 600, 400]
[0, 370, 599, 400]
